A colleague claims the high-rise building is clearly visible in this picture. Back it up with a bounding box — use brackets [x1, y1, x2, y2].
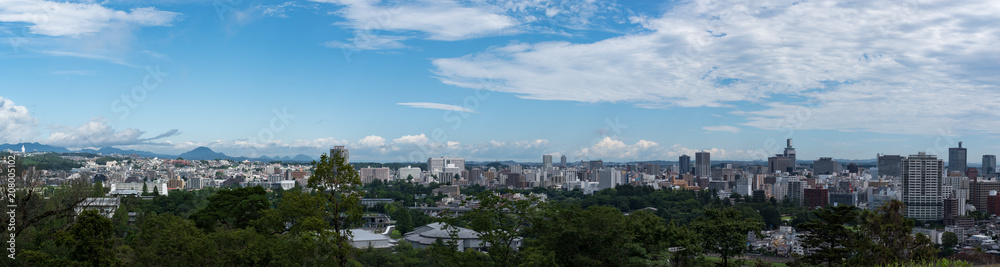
[804, 188, 829, 208]
[786, 180, 804, 205]
[589, 160, 603, 170]
[768, 155, 794, 174]
[984, 155, 996, 175]
[679, 155, 691, 174]
[645, 163, 661, 176]
[949, 142, 967, 173]
[331, 146, 349, 163]
[878, 154, 904, 178]
[695, 152, 711, 178]
[542, 155, 553, 170]
[427, 157, 465, 175]
[902, 152, 944, 221]
[784, 138, 797, 166]
[813, 157, 840, 175]
[560, 155, 567, 168]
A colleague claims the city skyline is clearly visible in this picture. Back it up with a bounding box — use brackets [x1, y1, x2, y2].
[2, 0, 999, 162]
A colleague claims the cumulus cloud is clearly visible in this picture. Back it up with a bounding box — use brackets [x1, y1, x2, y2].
[397, 102, 476, 113]
[573, 137, 758, 161]
[357, 135, 386, 147]
[0, 96, 38, 143]
[45, 117, 180, 148]
[0, 0, 179, 36]
[433, 0, 1000, 135]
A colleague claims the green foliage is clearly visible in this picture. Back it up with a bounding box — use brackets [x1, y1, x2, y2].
[851, 200, 938, 266]
[308, 151, 365, 267]
[131, 214, 217, 266]
[189, 186, 270, 231]
[798, 205, 859, 267]
[691, 207, 764, 267]
[459, 191, 538, 266]
[20, 153, 83, 171]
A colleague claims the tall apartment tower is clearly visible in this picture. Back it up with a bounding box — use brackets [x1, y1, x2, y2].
[877, 154, 905, 178]
[984, 155, 997, 175]
[679, 155, 692, 174]
[542, 155, 553, 170]
[560, 155, 567, 168]
[902, 152, 944, 221]
[949, 142, 967, 173]
[331, 146, 349, 163]
[695, 152, 711, 179]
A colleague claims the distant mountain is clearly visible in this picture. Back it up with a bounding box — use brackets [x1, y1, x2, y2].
[178, 147, 229, 160]
[293, 154, 314, 162]
[78, 147, 174, 159]
[0, 142, 70, 153]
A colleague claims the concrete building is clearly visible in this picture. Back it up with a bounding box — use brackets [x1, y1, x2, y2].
[695, 152, 711, 179]
[597, 168, 623, 190]
[949, 142, 967, 174]
[813, 158, 840, 175]
[75, 197, 120, 218]
[984, 155, 997, 175]
[350, 229, 393, 249]
[679, 155, 691, 175]
[560, 155, 567, 168]
[878, 154, 904, 178]
[903, 152, 944, 221]
[971, 180, 1000, 211]
[428, 157, 465, 178]
[398, 166, 422, 182]
[542, 155, 553, 170]
[784, 138, 797, 166]
[331, 146, 349, 163]
[804, 188, 829, 209]
[786, 180, 804, 205]
[360, 167, 391, 184]
[769, 156, 794, 174]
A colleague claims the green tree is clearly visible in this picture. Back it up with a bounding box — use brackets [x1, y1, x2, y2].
[254, 188, 328, 235]
[132, 214, 217, 266]
[851, 200, 938, 266]
[308, 151, 365, 267]
[940, 231, 959, 257]
[190, 186, 270, 231]
[691, 207, 764, 267]
[798, 205, 859, 267]
[459, 192, 538, 266]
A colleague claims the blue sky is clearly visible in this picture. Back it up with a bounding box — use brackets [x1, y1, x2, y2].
[1, 0, 999, 162]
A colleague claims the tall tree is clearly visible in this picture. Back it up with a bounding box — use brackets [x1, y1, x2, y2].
[460, 191, 538, 266]
[308, 151, 364, 267]
[851, 200, 937, 265]
[798, 205, 859, 267]
[691, 207, 764, 267]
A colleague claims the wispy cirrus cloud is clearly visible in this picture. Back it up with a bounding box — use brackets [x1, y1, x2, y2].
[702, 125, 741, 133]
[397, 102, 477, 113]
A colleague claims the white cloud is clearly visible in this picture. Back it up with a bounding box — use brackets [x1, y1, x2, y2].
[357, 135, 386, 147]
[397, 102, 476, 113]
[392, 134, 429, 145]
[0, 0, 179, 36]
[314, 0, 625, 50]
[44, 117, 179, 148]
[313, 0, 516, 41]
[433, 0, 1000, 135]
[573, 137, 759, 161]
[325, 34, 407, 50]
[702, 125, 741, 133]
[0, 96, 38, 143]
